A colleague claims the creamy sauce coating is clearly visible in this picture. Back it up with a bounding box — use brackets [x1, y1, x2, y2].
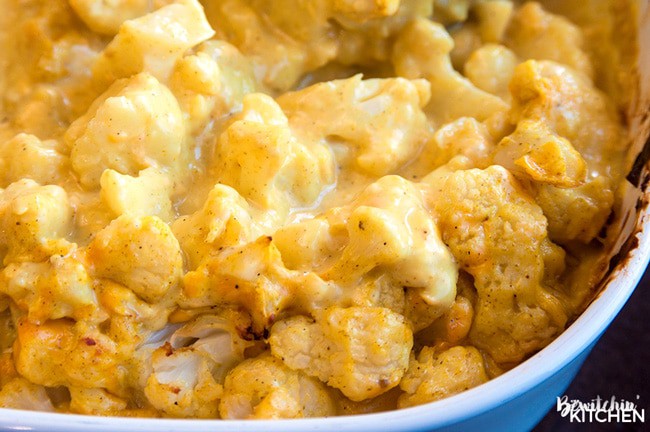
[0, 0, 637, 419]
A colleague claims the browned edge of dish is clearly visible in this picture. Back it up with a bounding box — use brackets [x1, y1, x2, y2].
[591, 0, 650, 304]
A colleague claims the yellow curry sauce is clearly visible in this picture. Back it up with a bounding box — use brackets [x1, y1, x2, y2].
[0, 0, 639, 418]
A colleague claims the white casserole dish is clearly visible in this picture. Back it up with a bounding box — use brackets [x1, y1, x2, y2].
[0, 1, 649, 431]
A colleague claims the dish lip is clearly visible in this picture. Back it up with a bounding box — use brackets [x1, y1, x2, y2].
[1, 202, 648, 432]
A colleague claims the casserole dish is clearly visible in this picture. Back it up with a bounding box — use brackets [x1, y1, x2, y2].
[0, 1, 649, 431]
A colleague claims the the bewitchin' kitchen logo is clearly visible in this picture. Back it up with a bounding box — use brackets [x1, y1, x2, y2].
[556, 395, 646, 424]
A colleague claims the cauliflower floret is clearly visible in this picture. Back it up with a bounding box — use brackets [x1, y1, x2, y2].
[69, 0, 158, 35]
[142, 313, 257, 418]
[96, 279, 169, 334]
[87, 215, 183, 303]
[0, 180, 73, 264]
[144, 344, 222, 418]
[429, 166, 567, 363]
[464, 44, 518, 100]
[398, 346, 488, 408]
[0, 134, 68, 188]
[214, 93, 335, 217]
[418, 294, 475, 346]
[93, 0, 214, 84]
[14, 319, 124, 394]
[535, 178, 615, 243]
[278, 75, 431, 177]
[123, 324, 183, 396]
[128, 310, 253, 389]
[168, 41, 261, 165]
[0, 251, 105, 324]
[0, 377, 54, 411]
[323, 176, 457, 318]
[505, 2, 593, 79]
[66, 73, 185, 189]
[334, 0, 433, 67]
[169, 314, 254, 380]
[205, 0, 430, 90]
[100, 168, 174, 222]
[392, 18, 508, 124]
[509, 60, 624, 242]
[173, 53, 222, 97]
[204, 0, 336, 91]
[195, 41, 260, 110]
[274, 176, 458, 330]
[172, 184, 261, 270]
[270, 307, 412, 401]
[408, 117, 495, 177]
[220, 352, 336, 419]
[348, 274, 449, 335]
[473, 1, 513, 43]
[493, 118, 587, 187]
[169, 39, 262, 138]
[510, 60, 622, 161]
[183, 236, 339, 334]
[348, 275, 407, 320]
[273, 217, 338, 271]
[170, 52, 222, 133]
